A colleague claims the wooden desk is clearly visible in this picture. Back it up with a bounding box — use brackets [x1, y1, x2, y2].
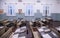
[0, 27, 14, 38]
[30, 23, 41, 38]
[17, 21, 21, 28]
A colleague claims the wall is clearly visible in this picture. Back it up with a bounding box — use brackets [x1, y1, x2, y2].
[0, 0, 60, 21]
[0, 13, 42, 21]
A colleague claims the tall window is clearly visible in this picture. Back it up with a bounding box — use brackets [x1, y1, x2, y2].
[25, 4, 34, 16]
[43, 6, 49, 17]
[6, 4, 16, 16]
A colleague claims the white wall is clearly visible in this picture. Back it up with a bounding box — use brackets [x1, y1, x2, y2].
[0, 0, 60, 16]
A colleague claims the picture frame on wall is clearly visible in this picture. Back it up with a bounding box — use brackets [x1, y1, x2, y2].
[0, 9, 3, 14]
[18, 9, 22, 14]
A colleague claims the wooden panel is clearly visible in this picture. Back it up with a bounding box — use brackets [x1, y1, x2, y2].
[0, 9, 3, 14]
[18, 9, 22, 14]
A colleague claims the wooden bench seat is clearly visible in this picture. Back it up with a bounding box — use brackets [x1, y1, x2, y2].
[49, 27, 60, 38]
[17, 21, 21, 28]
[0, 26, 4, 31]
[0, 27, 14, 38]
[0, 26, 6, 36]
[29, 22, 42, 38]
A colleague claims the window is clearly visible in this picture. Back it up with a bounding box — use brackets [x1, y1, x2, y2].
[7, 4, 16, 16]
[25, 4, 34, 16]
[43, 6, 50, 16]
